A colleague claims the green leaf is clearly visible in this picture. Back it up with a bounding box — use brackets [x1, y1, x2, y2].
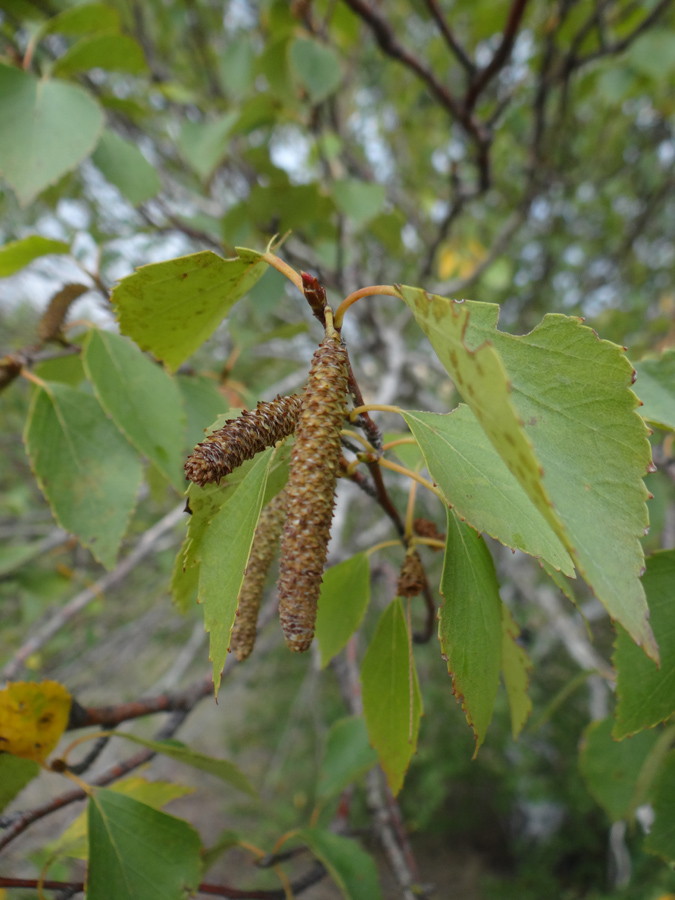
[0, 755, 40, 812]
[627, 31, 675, 81]
[171, 532, 200, 613]
[403, 406, 574, 575]
[48, 777, 193, 861]
[294, 828, 382, 900]
[87, 789, 202, 900]
[177, 112, 239, 182]
[290, 38, 342, 103]
[112, 248, 268, 372]
[34, 352, 86, 386]
[219, 39, 255, 98]
[332, 179, 385, 227]
[107, 733, 257, 798]
[633, 350, 675, 432]
[645, 750, 675, 862]
[0, 236, 70, 277]
[198, 448, 275, 694]
[613, 550, 675, 738]
[439, 509, 502, 751]
[579, 717, 660, 821]
[91, 129, 161, 206]
[0, 540, 52, 577]
[42, 3, 121, 36]
[83, 329, 186, 491]
[317, 717, 378, 803]
[177, 375, 229, 453]
[398, 288, 657, 664]
[53, 33, 147, 77]
[501, 604, 532, 739]
[202, 829, 240, 873]
[0, 65, 103, 206]
[315, 554, 370, 668]
[361, 598, 423, 796]
[382, 431, 424, 470]
[24, 382, 142, 569]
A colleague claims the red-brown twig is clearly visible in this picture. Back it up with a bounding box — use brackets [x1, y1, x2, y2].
[0, 865, 327, 898]
[464, 0, 531, 112]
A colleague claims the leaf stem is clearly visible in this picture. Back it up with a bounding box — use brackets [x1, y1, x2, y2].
[333, 285, 401, 329]
[350, 403, 403, 420]
[262, 252, 304, 293]
[378, 457, 445, 502]
[366, 539, 404, 557]
[20, 369, 48, 389]
[341, 428, 376, 452]
[382, 437, 418, 451]
[405, 478, 418, 540]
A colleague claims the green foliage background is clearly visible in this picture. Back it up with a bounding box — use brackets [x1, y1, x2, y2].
[1, 0, 675, 898]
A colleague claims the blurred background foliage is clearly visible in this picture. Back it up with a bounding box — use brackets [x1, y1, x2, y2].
[1, 0, 675, 897]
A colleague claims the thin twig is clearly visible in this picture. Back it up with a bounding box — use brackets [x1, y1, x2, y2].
[422, 0, 475, 75]
[464, 0, 531, 112]
[2, 504, 187, 681]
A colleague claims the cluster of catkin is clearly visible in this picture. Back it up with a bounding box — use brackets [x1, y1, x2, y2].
[185, 328, 349, 657]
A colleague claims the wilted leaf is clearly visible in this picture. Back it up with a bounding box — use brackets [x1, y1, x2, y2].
[0, 681, 71, 762]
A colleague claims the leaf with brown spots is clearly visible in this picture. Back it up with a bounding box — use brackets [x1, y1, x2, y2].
[0, 681, 71, 762]
[398, 287, 657, 664]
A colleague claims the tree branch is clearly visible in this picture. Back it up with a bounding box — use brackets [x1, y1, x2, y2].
[2, 504, 187, 681]
[341, 0, 491, 187]
[422, 0, 475, 76]
[0, 864, 327, 898]
[464, 0, 531, 112]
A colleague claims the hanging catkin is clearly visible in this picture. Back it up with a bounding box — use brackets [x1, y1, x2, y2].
[37, 284, 89, 343]
[278, 333, 349, 652]
[397, 550, 426, 598]
[184, 394, 303, 486]
[230, 489, 288, 661]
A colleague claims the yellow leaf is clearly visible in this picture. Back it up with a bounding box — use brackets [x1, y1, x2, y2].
[438, 246, 460, 280]
[0, 681, 71, 762]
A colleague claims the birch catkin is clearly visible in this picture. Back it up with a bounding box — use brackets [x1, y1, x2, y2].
[278, 334, 349, 652]
[230, 489, 288, 661]
[184, 395, 303, 486]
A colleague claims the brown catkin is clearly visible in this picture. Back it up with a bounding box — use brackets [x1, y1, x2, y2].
[397, 551, 426, 598]
[230, 489, 288, 661]
[184, 394, 303, 486]
[37, 284, 89, 343]
[413, 517, 446, 549]
[278, 335, 349, 652]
